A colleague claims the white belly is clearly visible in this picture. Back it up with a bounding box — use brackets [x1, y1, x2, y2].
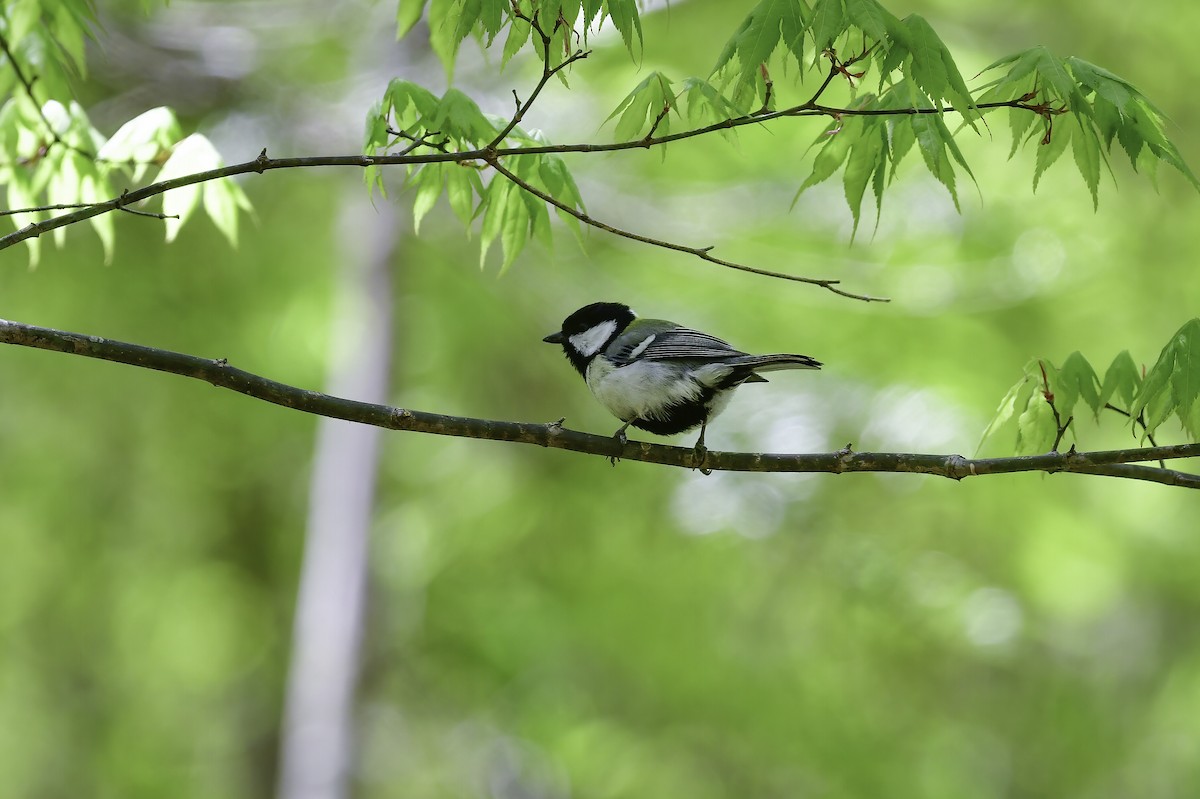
[585, 358, 734, 422]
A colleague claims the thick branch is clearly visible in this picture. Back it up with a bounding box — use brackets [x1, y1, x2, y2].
[2, 318, 1197, 487]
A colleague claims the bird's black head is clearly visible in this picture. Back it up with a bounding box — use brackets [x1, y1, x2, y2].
[543, 302, 637, 377]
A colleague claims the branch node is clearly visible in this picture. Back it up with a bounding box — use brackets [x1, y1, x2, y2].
[946, 454, 974, 480]
[834, 443, 855, 473]
[255, 148, 269, 173]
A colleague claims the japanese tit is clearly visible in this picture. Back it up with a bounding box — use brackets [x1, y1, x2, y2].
[543, 302, 821, 460]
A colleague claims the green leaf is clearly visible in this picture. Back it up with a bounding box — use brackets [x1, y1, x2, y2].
[1066, 57, 1137, 112]
[6, 175, 43, 267]
[156, 134, 222, 242]
[1131, 336, 1177, 434]
[796, 116, 860, 195]
[1068, 114, 1101, 208]
[843, 118, 885, 237]
[397, 0, 427, 38]
[1032, 115, 1070, 193]
[80, 170, 115, 264]
[1016, 387, 1057, 455]
[681, 78, 743, 129]
[888, 116, 916, 176]
[46, 149, 83, 248]
[910, 114, 959, 209]
[1056, 351, 1101, 420]
[501, 12, 532, 66]
[445, 164, 479, 226]
[809, 0, 846, 52]
[97, 107, 180, 167]
[608, 73, 673, 142]
[1168, 319, 1200, 432]
[1098, 350, 1141, 413]
[479, 177, 511, 268]
[434, 88, 497, 145]
[499, 190, 531, 273]
[204, 177, 252, 248]
[977, 375, 1030, 454]
[411, 163, 446, 233]
[845, 0, 898, 41]
[427, 0, 480, 78]
[606, 0, 644, 58]
[1031, 47, 1078, 107]
[900, 15, 975, 121]
[1007, 107, 1038, 160]
[712, 0, 807, 88]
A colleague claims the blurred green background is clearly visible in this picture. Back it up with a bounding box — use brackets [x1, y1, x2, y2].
[3, 1, 1200, 797]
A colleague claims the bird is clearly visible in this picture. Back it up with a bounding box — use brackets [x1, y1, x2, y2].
[542, 301, 821, 467]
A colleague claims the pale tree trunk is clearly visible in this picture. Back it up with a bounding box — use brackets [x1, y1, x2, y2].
[277, 193, 399, 799]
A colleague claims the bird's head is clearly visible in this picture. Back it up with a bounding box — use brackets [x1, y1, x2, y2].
[543, 302, 637, 375]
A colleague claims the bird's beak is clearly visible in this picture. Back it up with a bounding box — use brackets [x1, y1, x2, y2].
[542, 331, 565, 344]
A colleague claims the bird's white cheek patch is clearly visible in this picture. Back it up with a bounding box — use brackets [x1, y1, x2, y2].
[569, 320, 617, 357]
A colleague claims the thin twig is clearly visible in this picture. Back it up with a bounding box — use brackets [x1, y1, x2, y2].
[387, 128, 451, 155]
[0, 201, 96, 217]
[487, 9, 590, 149]
[641, 104, 671, 144]
[1105, 403, 1167, 468]
[1, 91, 1053, 298]
[483, 155, 888, 302]
[0, 31, 65, 151]
[117, 206, 178, 220]
[1039, 361, 1073, 451]
[1, 317, 1197, 486]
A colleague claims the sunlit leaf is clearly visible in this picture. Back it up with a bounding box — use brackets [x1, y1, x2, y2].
[156, 134, 221, 242]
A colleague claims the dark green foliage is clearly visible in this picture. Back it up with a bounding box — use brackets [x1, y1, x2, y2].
[977, 49, 1199, 206]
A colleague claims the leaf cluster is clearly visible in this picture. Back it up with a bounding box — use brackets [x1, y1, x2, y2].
[0, 97, 250, 263]
[3, 4, 252, 261]
[598, 1, 1197, 231]
[0, 0, 95, 101]
[397, 0, 642, 76]
[981, 320, 1200, 455]
[366, 80, 586, 271]
[977, 49, 1198, 206]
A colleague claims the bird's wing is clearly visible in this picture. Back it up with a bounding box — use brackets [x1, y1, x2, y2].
[608, 323, 747, 364]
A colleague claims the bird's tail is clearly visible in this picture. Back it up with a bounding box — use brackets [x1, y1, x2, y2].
[729, 353, 822, 372]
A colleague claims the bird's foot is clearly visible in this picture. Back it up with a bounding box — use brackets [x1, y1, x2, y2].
[610, 425, 630, 466]
[692, 442, 712, 475]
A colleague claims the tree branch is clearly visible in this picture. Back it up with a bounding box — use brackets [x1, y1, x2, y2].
[487, 9, 590, 149]
[0, 79, 1054, 299]
[2, 318, 1198, 487]
[483, 155, 888, 302]
[1105, 402, 1166, 468]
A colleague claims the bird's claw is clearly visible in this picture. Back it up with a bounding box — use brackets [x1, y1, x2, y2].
[610, 428, 628, 466]
[692, 443, 712, 475]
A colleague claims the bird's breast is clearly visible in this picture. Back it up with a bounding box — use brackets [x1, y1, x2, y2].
[585, 358, 709, 422]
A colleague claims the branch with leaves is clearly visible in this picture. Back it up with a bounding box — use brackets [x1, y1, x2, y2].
[3, 0, 1195, 299]
[980, 320, 1200, 462]
[1, 318, 1197, 488]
